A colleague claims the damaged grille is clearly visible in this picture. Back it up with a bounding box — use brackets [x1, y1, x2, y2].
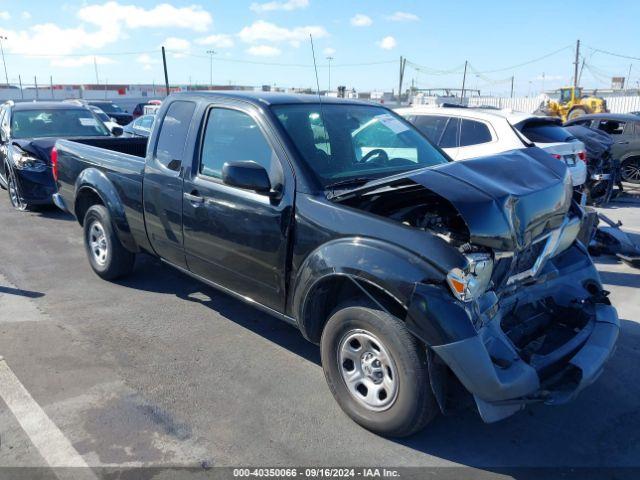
[511, 239, 547, 277]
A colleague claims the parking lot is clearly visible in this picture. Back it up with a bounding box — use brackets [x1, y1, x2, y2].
[0, 186, 638, 475]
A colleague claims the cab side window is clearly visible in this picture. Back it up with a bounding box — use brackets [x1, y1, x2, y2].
[199, 108, 281, 184]
[596, 120, 625, 135]
[411, 115, 449, 144]
[459, 119, 492, 146]
[440, 117, 460, 148]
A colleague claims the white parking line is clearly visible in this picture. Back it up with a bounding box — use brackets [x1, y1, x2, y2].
[0, 358, 98, 479]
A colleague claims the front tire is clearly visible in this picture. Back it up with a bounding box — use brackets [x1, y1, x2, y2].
[83, 205, 135, 280]
[6, 166, 28, 211]
[320, 305, 438, 437]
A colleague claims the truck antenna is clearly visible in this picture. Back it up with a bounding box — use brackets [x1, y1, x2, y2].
[309, 34, 322, 102]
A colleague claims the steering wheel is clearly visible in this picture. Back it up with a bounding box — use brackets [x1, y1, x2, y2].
[359, 148, 389, 164]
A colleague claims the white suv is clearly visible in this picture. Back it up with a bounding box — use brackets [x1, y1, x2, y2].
[397, 106, 587, 186]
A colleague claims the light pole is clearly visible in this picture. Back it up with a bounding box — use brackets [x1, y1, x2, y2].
[0, 36, 9, 87]
[206, 50, 216, 90]
[326, 56, 334, 92]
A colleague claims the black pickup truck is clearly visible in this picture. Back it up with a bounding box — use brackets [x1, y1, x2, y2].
[53, 92, 619, 437]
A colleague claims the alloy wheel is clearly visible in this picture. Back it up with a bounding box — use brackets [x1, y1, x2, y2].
[88, 221, 109, 266]
[7, 175, 27, 211]
[621, 159, 640, 183]
[337, 329, 399, 412]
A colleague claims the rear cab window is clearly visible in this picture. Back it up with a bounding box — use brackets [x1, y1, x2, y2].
[517, 120, 576, 143]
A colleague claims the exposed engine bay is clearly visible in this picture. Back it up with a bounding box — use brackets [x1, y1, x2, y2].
[337, 180, 472, 250]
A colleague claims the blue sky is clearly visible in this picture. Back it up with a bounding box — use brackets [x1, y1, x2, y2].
[1, 0, 639, 95]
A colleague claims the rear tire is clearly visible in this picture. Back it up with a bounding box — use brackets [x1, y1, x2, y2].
[320, 304, 438, 437]
[83, 205, 135, 280]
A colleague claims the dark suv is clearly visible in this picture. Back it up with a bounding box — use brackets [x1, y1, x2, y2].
[565, 113, 640, 183]
[0, 101, 113, 210]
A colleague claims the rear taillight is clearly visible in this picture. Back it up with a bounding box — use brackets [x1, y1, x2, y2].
[51, 147, 58, 182]
[578, 151, 587, 163]
[552, 154, 562, 160]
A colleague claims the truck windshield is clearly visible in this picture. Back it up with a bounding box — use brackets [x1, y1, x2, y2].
[11, 109, 111, 139]
[272, 104, 448, 188]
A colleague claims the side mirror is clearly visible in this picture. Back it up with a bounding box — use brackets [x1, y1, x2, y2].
[222, 161, 271, 194]
[112, 126, 124, 137]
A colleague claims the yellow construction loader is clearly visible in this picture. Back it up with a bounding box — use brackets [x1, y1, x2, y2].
[540, 86, 608, 121]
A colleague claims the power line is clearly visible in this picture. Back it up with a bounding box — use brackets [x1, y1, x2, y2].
[474, 45, 573, 73]
[585, 45, 640, 61]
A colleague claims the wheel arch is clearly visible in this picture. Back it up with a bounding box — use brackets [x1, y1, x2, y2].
[74, 168, 139, 253]
[291, 237, 445, 344]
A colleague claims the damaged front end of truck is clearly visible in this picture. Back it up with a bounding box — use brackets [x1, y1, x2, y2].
[334, 148, 619, 422]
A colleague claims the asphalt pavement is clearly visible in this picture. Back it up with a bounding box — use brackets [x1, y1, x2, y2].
[0, 188, 639, 476]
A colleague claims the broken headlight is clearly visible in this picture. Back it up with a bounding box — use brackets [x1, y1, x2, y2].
[446, 253, 493, 302]
[11, 149, 47, 172]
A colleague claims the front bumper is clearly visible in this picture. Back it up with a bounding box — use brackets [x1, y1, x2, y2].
[13, 168, 56, 205]
[407, 245, 619, 422]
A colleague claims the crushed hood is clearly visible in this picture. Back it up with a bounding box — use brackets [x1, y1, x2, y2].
[341, 147, 572, 251]
[12, 138, 58, 164]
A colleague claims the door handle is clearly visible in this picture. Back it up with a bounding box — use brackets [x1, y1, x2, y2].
[184, 192, 204, 204]
[617, 141, 629, 144]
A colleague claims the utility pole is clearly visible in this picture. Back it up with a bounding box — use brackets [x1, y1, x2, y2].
[573, 39, 580, 88]
[397, 55, 406, 106]
[94, 56, 100, 85]
[50, 75, 54, 99]
[18, 74, 23, 100]
[0, 36, 9, 87]
[627, 63, 633, 91]
[162, 46, 170, 97]
[326, 56, 334, 91]
[34, 76, 38, 100]
[207, 50, 216, 90]
[460, 60, 468, 103]
[510, 75, 514, 98]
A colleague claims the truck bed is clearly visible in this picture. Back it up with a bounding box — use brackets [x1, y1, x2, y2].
[65, 136, 148, 159]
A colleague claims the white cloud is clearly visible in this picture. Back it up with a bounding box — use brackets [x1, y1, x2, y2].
[50, 55, 115, 68]
[163, 37, 191, 57]
[246, 45, 282, 57]
[350, 14, 372, 27]
[323, 47, 336, 56]
[195, 34, 234, 48]
[77, 2, 212, 32]
[0, 11, 10, 20]
[0, 1, 212, 65]
[137, 53, 159, 65]
[250, 0, 309, 13]
[388, 11, 419, 22]
[238, 20, 327, 47]
[21, 11, 31, 20]
[377, 36, 397, 50]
